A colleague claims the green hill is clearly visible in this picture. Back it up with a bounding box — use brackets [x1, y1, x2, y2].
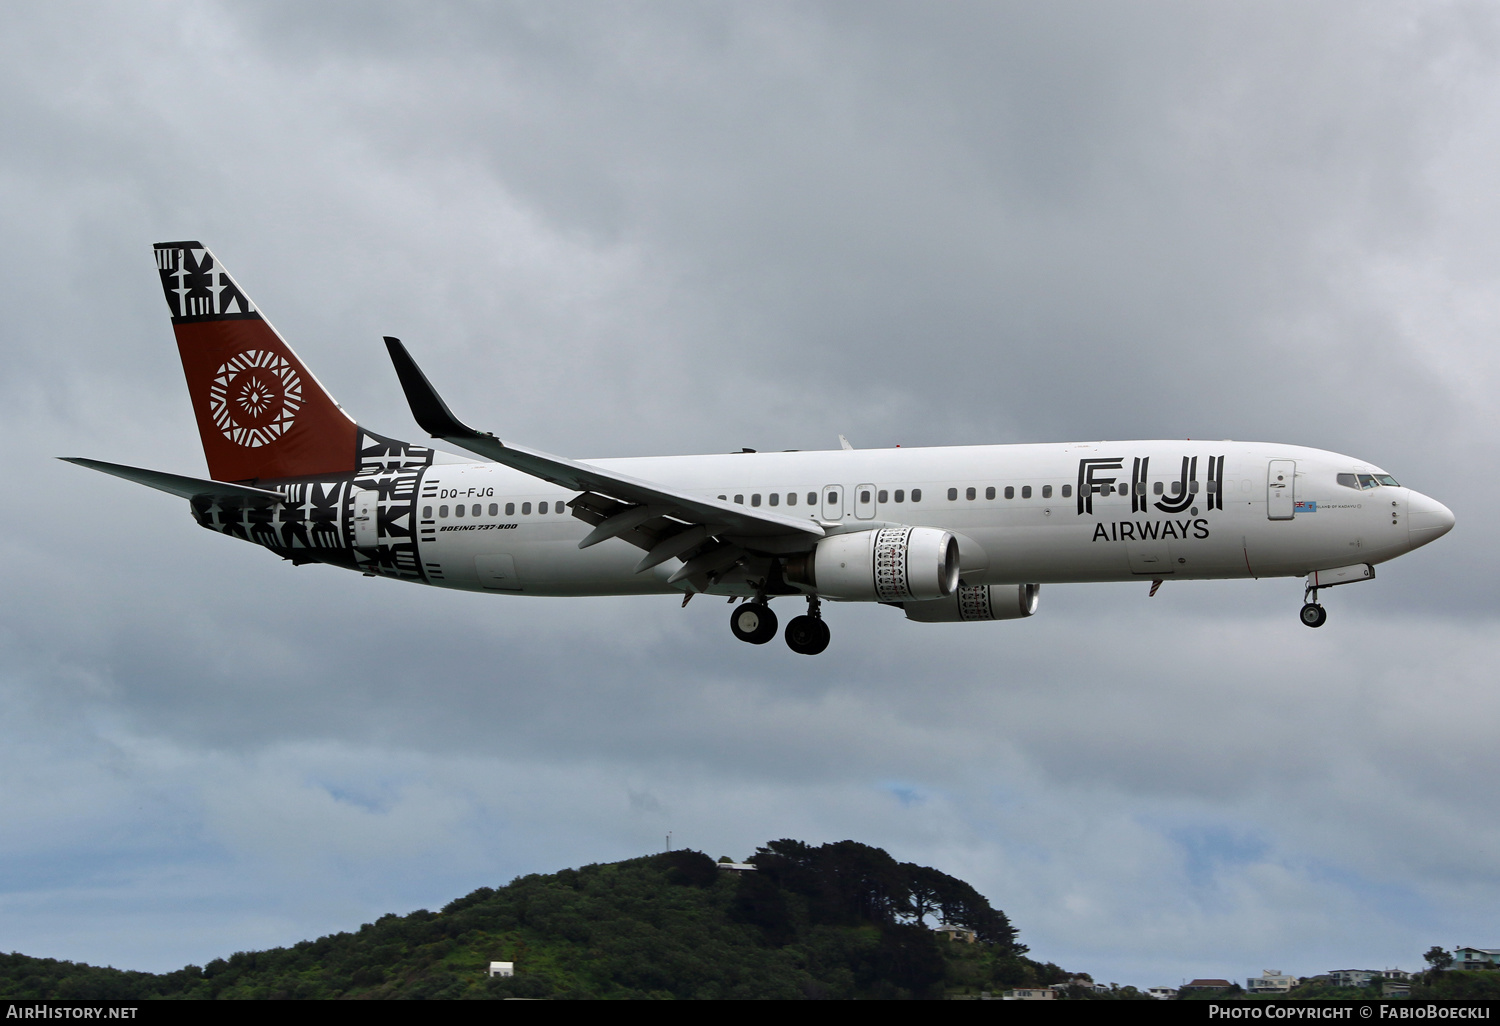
[1, 839, 1075, 1000]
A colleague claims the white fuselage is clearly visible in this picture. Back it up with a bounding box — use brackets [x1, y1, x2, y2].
[406, 440, 1446, 597]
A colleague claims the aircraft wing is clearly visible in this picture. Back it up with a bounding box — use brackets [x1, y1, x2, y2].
[384, 337, 825, 545]
[61, 458, 286, 501]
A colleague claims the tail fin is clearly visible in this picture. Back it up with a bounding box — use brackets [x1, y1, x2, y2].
[155, 241, 358, 482]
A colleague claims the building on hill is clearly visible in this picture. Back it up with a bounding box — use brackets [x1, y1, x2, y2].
[934, 924, 976, 944]
[1003, 986, 1057, 1000]
[1454, 948, 1500, 970]
[1147, 986, 1179, 1000]
[1181, 979, 1236, 995]
[1327, 969, 1411, 988]
[1246, 970, 1295, 995]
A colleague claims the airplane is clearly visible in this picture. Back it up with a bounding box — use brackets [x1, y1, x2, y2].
[64, 242, 1456, 655]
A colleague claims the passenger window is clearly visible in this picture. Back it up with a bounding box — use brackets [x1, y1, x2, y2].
[439, 505, 449, 518]
[948, 488, 958, 501]
[894, 489, 905, 503]
[718, 494, 727, 500]
[1042, 485, 1052, 498]
[422, 505, 432, 519]
[1004, 486, 1014, 499]
[488, 503, 498, 516]
[985, 486, 995, 500]
[455, 504, 465, 518]
[966, 487, 976, 500]
[1022, 485, 1032, 499]
[522, 502, 531, 515]
[1189, 481, 1199, 493]
[1119, 484, 1129, 496]
[1061, 484, 1072, 497]
[860, 490, 871, 503]
[878, 490, 888, 503]
[1154, 481, 1164, 495]
[787, 493, 797, 506]
[505, 503, 515, 516]
[735, 494, 744, 504]
[807, 492, 817, 505]
[769, 493, 779, 506]
[539, 502, 548, 514]
[752, 494, 762, 507]
[911, 489, 922, 502]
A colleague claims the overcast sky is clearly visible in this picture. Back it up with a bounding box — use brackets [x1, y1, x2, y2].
[1, 1, 1496, 988]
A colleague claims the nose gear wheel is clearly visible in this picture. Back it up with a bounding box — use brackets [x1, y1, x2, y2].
[1300, 582, 1328, 628]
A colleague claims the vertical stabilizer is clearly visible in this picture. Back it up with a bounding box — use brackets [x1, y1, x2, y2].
[155, 242, 358, 482]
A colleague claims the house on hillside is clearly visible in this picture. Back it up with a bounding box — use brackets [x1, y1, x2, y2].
[934, 924, 977, 944]
[1245, 970, 1295, 995]
[715, 861, 757, 873]
[1327, 969, 1410, 988]
[1455, 948, 1500, 970]
[1180, 979, 1236, 995]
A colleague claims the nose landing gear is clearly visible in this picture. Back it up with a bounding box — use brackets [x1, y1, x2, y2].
[784, 596, 831, 655]
[1300, 582, 1327, 628]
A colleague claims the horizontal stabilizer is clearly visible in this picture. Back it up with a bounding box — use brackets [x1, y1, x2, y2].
[383, 337, 823, 542]
[60, 458, 286, 502]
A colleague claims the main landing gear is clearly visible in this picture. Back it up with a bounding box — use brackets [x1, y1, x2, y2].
[784, 596, 830, 656]
[729, 600, 778, 644]
[1300, 583, 1328, 628]
[728, 595, 831, 654]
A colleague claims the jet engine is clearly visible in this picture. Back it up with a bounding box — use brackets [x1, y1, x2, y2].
[903, 584, 1040, 622]
[784, 526, 960, 601]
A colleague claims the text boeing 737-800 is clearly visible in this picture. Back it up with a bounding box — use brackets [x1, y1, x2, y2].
[64, 242, 1455, 655]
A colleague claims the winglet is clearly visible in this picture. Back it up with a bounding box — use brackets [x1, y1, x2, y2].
[383, 336, 489, 442]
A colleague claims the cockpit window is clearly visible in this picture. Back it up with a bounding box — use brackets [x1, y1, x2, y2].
[1337, 474, 1359, 489]
[1375, 474, 1400, 487]
[1357, 474, 1377, 489]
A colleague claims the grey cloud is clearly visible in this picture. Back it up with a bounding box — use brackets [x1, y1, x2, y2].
[0, 0, 1493, 988]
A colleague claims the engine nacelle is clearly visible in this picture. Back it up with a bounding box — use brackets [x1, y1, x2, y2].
[787, 526, 960, 601]
[903, 584, 1040, 622]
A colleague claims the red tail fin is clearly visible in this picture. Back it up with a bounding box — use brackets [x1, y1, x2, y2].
[155, 241, 358, 482]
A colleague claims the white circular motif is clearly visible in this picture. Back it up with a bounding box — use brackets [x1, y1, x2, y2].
[208, 350, 303, 448]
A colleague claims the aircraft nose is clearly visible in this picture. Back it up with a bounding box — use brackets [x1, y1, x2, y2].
[1407, 491, 1455, 550]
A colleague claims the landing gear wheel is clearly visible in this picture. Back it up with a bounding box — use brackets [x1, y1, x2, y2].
[730, 602, 778, 644]
[784, 615, 831, 655]
[1300, 602, 1327, 628]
